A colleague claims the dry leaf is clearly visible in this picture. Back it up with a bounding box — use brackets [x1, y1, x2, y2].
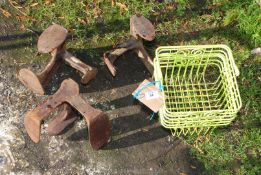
[0, 8, 12, 18]
[44, 0, 52, 5]
[111, 0, 116, 6]
[16, 15, 36, 22]
[11, 0, 18, 5]
[20, 24, 25, 30]
[153, 12, 160, 16]
[179, 173, 188, 175]
[16, 15, 26, 21]
[8, 0, 27, 15]
[30, 3, 39, 7]
[142, 128, 149, 132]
[167, 4, 175, 10]
[77, 18, 86, 24]
[93, 7, 102, 18]
[190, 165, 197, 169]
[116, 2, 128, 11]
[67, 28, 75, 33]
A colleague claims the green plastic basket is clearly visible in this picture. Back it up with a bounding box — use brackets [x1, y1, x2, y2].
[154, 45, 242, 136]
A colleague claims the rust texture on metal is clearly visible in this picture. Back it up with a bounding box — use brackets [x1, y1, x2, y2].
[37, 24, 68, 53]
[63, 51, 98, 84]
[18, 24, 98, 95]
[18, 49, 61, 95]
[130, 14, 155, 41]
[47, 103, 77, 136]
[103, 15, 155, 76]
[24, 79, 111, 150]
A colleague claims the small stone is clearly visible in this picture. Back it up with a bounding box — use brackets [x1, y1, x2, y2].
[251, 47, 261, 55]
[168, 136, 171, 142]
[0, 82, 4, 92]
[0, 155, 6, 165]
[89, 98, 95, 103]
[43, 123, 48, 129]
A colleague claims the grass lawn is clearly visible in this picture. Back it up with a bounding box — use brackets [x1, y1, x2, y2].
[1, 0, 260, 174]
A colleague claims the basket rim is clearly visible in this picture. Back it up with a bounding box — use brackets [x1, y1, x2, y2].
[160, 107, 240, 115]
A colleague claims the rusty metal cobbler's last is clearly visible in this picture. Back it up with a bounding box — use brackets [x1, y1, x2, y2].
[23, 79, 111, 150]
[18, 24, 98, 95]
[104, 14, 155, 76]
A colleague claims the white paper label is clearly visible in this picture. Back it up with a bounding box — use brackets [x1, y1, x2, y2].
[145, 90, 160, 100]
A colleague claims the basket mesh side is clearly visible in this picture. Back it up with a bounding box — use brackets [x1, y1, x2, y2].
[154, 45, 242, 136]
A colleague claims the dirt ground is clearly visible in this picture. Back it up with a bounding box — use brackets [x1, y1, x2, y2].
[0, 16, 203, 174]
